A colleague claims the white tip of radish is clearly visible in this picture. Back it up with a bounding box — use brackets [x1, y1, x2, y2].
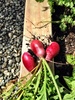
[45, 53, 53, 61]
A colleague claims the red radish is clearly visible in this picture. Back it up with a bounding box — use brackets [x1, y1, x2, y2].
[45, 42, 60, 61]
[30, 39, 45, 57]
[22, 52, 36, 71]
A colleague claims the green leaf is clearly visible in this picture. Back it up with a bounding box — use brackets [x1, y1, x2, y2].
[63, 91, 75, 100]
[71, 81, 75, 90]
[66, 54, 75, 65]
[64, 68, 75, 91]
[64, 76, 73, 90]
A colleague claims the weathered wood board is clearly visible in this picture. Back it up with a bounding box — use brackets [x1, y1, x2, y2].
[20, 0, 54, 80]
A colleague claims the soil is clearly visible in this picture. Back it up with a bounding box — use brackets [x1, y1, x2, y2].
[52, 4, 75, 88]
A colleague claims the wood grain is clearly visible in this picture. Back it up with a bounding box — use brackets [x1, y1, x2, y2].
[20, 0, 54, 81]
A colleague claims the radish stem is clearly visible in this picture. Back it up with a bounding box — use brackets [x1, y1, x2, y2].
[42, 58, 62, 100]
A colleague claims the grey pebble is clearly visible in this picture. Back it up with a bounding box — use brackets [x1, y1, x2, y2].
[4, 70, 10, 76]
[2, 62, 7, 68]
[7, 67, 11, 72]
[0, 80, 5, 86]
[8, 59, 13, 65]
[0, 73, 4, 77]
[0, 0, 25, 89]
[0, 38, 2, 41]
[0, 51, 2, 55]
[4, 57, 8, 62]
[2, 43, 6, 46]
[13, 35, 17, 39]
[16, 57, 20, 63]
[0, 77, 3, 83]
[0, 45, 3, 49]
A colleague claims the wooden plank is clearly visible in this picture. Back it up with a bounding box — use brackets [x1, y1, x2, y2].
[20, 0, 54, 81]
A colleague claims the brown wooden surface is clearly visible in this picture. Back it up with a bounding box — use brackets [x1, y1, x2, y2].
[20, 0, 54, 80]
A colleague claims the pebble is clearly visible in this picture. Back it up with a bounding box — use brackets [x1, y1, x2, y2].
[0, 80, 5, 86]
[16, 57, 20, 63]
[11, 68, 15, 73]
[0, 0, 25, 89]
[2, 62, 7, 68]
[4, 57, 8, 62]
[8, 59, 13, 65]
[4, 70, 10, 76]
[0, 77, 3, 83]
[8, 32, 13, 38]
[0, 45, 3, 49]
[0, 51, 2, 55]
[0, 73, 4, 77]
[0, 38, 2, 41]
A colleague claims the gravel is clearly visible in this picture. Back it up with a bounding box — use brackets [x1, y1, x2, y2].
[0, 0, 25, 90]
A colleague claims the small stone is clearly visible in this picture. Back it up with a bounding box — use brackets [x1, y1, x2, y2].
[0, 73, 4, 77]
[8, 59, 13, 65]
[2, 62, 7, 68]
[8, 33, 13, 38]
[7, 67, 11, 72]
[0, 51, 2, 55]
[4, 70, 10, 76]
[70, 43, 73, 46]
[11, 68, 15, 73]
[2, 47, 6, 52]
[4, 57, 8, 62]
[2, 43, 5, 46]
[0, 38, 2, 41]
[65, 39, 67, 42]
[14, 53, 18, 57]
[11, 45, 14, 49]
[14, 49, 17, 53]
[0, 44, 3, 49]
[3, 75, 7, 80]
[7, 56, 11, 59]
[0, 80, 5, 86]
[7, 50, 10, 54]
[13, 35, 17, 39]
[16, 57, 20, 63]
[16, 43, 19, 47]
[0, 79, 2, 83]
[0, 77, 3, 83]
[1, 86, 5, 90]
[5, 79, 9, 83]
[15, 71, 19, 76]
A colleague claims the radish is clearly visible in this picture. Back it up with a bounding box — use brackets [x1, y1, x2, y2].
[22, 52, 36, 71]
[30, 39, 45, 57]
[45, 42, 60, 61]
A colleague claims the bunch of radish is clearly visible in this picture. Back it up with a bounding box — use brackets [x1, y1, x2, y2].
[22, 39, 60, 71]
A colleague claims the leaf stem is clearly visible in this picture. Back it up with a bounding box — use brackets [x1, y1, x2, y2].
[17, 91, 24, 100]
[42, 58, 62, 100]
[43, 62, 47, 100]
[34, 66, 42, 95]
